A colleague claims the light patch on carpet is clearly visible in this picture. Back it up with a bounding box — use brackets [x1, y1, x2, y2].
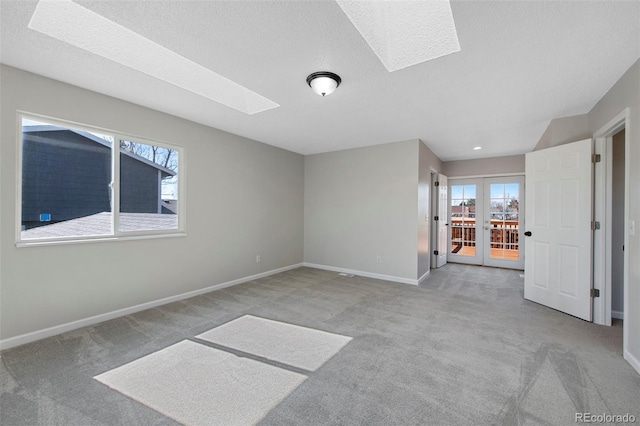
[94, 340, 306, 426]
[197, 315, 352, 371]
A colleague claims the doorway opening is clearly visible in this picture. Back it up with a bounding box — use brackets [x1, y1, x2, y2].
[610, 129, 625, 324]
[593, 108, 630, 371]
[594, 110, 629, 328]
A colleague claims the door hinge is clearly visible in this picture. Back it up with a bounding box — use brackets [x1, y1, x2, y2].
[434, 181, 440, 187]
[591, 221, 601, 230]
[434, 250, 439, 255]
[592, 154, 601, 163]
[434, 215, 439, 221]
[590, 288, 600, 298]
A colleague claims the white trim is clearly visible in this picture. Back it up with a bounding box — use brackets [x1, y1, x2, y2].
[624, 350, 640, 376]
[430, 171, 439, 269]
[418, 270, 430, 285]
[303, 263, 419, 285]
[0, 263, 303, 351]
[612, 310, 624, 320]
[16, 231, 187, 248]
[593, 109, 628, 138]
[591, 108, 630, 366]
[446, 172, 523, 179]
[593, 136, 609, 326]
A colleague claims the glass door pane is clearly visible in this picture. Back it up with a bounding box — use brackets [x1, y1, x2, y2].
[483, 177, 524, 269]
[450, 184, 477, 256]
[448, 179, 483, 265]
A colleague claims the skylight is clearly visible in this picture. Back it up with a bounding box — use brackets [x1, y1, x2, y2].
[336, 0, 461, 72]
[28, 0, 279, 115]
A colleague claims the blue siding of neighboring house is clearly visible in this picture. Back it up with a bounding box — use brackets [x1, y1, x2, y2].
[120, 154, 160, 214]
[22, 131, 111, 226]
[22, 130, 170, 228]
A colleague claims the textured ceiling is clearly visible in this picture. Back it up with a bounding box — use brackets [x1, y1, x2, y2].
[28, 0, 279, 115]
[1, 0, 639, 161]
[336, 0, 460, 72]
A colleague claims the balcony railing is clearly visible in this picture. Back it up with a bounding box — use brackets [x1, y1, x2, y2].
[450, 218, 519, 255]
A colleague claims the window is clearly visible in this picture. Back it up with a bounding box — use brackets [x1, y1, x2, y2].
[19, 115, 183, 243]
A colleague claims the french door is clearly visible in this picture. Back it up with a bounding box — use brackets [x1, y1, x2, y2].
[484, 177, 524, 269]
[448, 177, 525, 269]
[448, 179, 483, 265]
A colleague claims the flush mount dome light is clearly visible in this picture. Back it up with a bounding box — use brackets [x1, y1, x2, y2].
[306, 72, 341, 97]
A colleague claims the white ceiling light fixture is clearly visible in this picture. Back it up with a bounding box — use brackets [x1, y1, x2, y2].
[27, 0, 279, 115]
[336, 0, 461, 72]
[473, 146, 483, 150]
[306, 72, 342, 97]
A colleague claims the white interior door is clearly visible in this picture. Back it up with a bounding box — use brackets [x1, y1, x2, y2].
[435, 174, 448, 268]
[483, 177, 525, 269]
[448, 179, 484, 265]
[524, 139, 593, 321]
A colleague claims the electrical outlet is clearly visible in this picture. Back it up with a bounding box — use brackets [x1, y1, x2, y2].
[376, 256, 382, 264]
[256, 255, 261, 263]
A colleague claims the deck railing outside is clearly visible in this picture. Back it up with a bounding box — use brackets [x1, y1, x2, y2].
[450, 218, 519, 252]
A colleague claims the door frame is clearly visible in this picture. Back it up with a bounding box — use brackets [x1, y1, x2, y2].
[593, 109, 630, 350]
[431, 168, 447, 269]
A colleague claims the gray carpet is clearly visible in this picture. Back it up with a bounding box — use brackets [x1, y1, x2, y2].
[95, 340, 307, 426]
[1, 264, 639, 425]
[196, 315, 352, 371]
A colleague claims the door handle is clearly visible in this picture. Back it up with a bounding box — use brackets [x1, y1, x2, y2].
[524, 231, 532, 237]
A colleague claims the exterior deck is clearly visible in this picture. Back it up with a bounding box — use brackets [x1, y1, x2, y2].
[450, 218, 520, 260]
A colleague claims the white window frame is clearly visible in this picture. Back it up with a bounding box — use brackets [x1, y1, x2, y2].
[16, 112, 186, 247]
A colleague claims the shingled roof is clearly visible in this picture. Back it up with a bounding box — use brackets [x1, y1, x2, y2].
[21, 212, 178, 239]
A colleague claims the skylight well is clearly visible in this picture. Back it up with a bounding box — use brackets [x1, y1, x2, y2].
[336, 0, 461, 72]
[28, 0, 279, 115]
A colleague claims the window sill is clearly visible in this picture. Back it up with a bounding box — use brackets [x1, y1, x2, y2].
[16, 231, 187, 248]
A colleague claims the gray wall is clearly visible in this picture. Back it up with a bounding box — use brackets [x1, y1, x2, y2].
[588, 59, 639, 366]
[442, 155, 525, 178]
[534, 114, 591, 151]
[0, 65, 304, 342]
[612, 130, 625, 315]
[304, 140, 421, 281]
[418, 140, 443, 279]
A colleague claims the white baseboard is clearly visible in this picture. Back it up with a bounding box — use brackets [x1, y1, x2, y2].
[303, 263, 419, 285]
[624, 350, 640, 376]
[0, 263, 303, 351]
[612, 310, 624, 320]
[418, 270, 430, 285]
